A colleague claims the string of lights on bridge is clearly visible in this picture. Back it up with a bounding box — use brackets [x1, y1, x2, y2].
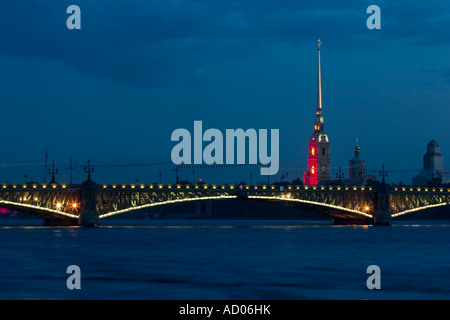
[0, 160, 68, 168]
[73, 162, 450, 176]
[1, 160, 450, 176]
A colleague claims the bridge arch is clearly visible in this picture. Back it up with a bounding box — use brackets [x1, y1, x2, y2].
[0, 200, 78, 220]
[99, 195, 238, 219]
[392, 202, 449, 218]
[247, 195, 373, 219]
[98, 193, 374, 221]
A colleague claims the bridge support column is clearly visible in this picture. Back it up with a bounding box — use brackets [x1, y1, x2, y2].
[79, 179, 99, 227]
[331, 217, 372, 225]
[44, 217, 77, 226]
[374, 189, 392, 226]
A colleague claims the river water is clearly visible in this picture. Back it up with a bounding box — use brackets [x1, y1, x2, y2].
[1, 218, 450, 300]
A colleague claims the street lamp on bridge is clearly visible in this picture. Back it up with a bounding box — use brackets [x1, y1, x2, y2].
[84, 160, 94, 182]
[49, 161, 58, 183]
[336, 166, 344, 185]
[379, 164, 388, 185]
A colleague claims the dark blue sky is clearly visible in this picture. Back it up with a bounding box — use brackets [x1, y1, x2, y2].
[0, 0, 449, 184]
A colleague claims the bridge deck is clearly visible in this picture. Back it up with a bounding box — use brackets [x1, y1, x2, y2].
[0, 182, 448, 225]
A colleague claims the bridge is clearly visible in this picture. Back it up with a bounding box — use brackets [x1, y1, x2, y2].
[0, 176, 449, 226]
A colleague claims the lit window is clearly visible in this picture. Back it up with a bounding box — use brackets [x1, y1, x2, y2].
[311, 166, 315, 174]
[311, 148, 315, 155]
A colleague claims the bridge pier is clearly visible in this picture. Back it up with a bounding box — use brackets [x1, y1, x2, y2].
[331, 217, 372, 226]
[78, 179, 99, 227]
[373, 188, 392, 226]
[43, 217, 77, 226]
[194, 200, 213, 217]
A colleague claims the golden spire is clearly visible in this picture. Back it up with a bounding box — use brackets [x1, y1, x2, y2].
[317, 39, 322, 114]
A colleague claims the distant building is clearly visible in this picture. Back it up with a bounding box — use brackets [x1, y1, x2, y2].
[348, 139, 366, 186]
[413, 140, 446, 186]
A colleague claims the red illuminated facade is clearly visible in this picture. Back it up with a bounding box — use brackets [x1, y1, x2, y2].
[304, 138, 319, 186]
[303, 40, 331, 186]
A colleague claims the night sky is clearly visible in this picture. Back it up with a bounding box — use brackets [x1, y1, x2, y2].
[0, 0, 449, 185]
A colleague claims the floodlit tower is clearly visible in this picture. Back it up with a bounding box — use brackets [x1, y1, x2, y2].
[349, 139, 366, 186]
[303, 39, 331, 185]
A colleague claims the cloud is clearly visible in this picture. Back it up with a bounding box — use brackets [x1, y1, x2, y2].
[441, 70, 450, 83]
[0, 0, 448, 88]
[380, 0, 450, 44]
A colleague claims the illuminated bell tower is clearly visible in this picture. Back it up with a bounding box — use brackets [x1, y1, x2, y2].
[303, 39, 331, 185]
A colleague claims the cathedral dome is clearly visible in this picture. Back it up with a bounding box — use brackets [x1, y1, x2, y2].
[427, 140, 440, 154]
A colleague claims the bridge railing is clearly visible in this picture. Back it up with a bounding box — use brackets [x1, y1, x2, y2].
[98, 183, 376, 192]
[390, 187, 450, 217]
[0, 183, 82, 190]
